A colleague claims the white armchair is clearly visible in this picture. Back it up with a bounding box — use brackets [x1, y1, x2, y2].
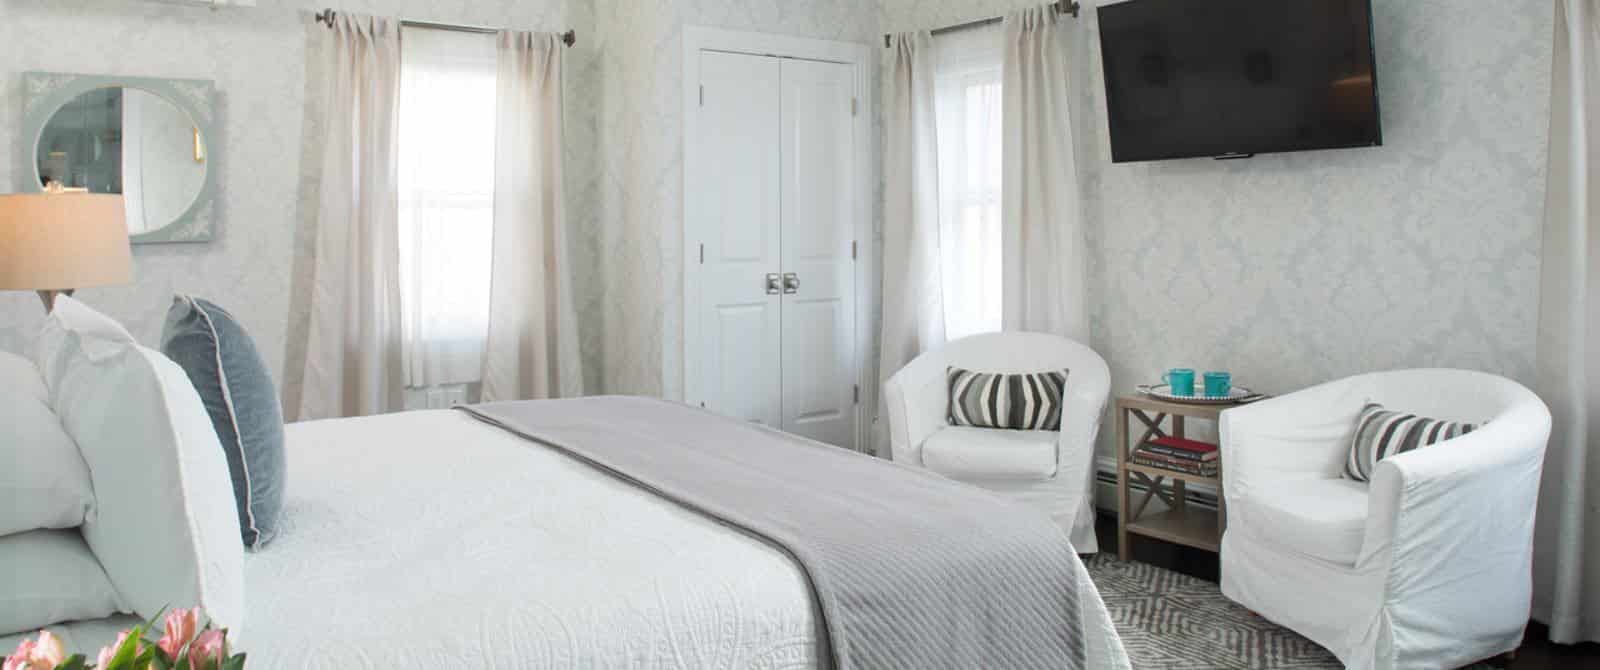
[1218, 369, 1551, 670]
[882, 332, 1110, 552]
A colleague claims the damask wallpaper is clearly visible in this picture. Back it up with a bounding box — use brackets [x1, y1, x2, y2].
[879, 0, 1554, 451]
[0, 0, 1556, 444]
[0, 0, 598, 406]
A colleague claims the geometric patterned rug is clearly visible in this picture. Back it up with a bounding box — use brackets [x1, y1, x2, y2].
[1082, 554, 1495, 669]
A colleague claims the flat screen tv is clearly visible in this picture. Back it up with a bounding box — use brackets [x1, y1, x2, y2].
[1097, 0, 1381, 163]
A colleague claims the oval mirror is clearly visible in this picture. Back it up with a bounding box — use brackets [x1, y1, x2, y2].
[34, 87, 207, 236]
[22, 72, 217, 244]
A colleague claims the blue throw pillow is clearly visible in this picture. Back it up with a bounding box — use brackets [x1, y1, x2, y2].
[161, 295, 286, 549]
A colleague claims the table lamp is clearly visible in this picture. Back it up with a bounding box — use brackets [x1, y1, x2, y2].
[0, 193, 132, 310]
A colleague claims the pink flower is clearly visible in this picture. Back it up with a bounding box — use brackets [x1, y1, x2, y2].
[2, 638, 34, 670]
[95, 630, 139, 669]
[3, 632, 65, 670]
[159, 608, 200, 659]
[33, 632, 65, 668]
[187, 630, 225, 670]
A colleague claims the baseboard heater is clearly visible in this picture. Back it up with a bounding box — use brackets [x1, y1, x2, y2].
[1094, 467, 1219, 512]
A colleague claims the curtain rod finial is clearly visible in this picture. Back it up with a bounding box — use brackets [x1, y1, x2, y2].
[562, 30, 576, 47]
[315, 9, 335, 26]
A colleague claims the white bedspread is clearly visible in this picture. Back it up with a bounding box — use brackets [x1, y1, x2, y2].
[9, 408, 1125, 668]
[9, 411, 817, 668]
[250, 409, 821, 668]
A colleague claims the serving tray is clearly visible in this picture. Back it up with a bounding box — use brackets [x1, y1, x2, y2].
[1136, 383, 1264, 405]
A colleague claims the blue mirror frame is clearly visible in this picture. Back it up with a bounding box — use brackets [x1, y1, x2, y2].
[21, 71, 218, 244]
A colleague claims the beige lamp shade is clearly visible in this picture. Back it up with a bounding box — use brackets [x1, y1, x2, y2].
[0, 193, 132, 291]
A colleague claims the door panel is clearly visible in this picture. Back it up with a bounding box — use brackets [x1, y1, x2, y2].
[692, 51, 782, 427]
[712, 303, 775, 423]
[780, 58, 857, 448]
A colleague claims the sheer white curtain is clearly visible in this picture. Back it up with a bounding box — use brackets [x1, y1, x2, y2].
[481, 31, 582, 401]
[299, 13, 404, 420]
[879, 31, 947, 454]
[1534, 0, 1600, 645]
[932, 25, 1005, 341]
[1001, 5, 1090, 342]
[396, 27, 497, 388]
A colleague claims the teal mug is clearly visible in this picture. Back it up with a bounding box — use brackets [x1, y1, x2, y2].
[1204, 371, 1232, 398]
[1163, 368, 1196, 396]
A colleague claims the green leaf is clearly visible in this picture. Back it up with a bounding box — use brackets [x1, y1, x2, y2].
[138, 619, 164, 651]
[143, 607, 169, 633]
[147, 645, 172, 670]
[220, 654, 246, 670]
[105, 628, 142, 670]
[56, 654, 88, 670]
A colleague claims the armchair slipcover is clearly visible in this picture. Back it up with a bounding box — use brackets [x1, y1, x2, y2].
[883, 332, 1110, 552]
[1219, 369, 1551, 669]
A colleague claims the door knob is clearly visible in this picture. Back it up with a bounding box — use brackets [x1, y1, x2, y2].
[782, 273, 799, 294]
[765, 273, 782, 295]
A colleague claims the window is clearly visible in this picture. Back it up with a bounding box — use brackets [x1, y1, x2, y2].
[933, 26, 1004, 340]
[397, 27, 497, 388]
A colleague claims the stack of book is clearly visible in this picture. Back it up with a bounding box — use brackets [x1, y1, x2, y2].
[1133, 436, 1219, 477]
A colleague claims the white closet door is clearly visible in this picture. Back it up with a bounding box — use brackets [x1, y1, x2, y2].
[691, 51, 783, 427]
[779, 58, 857, 449]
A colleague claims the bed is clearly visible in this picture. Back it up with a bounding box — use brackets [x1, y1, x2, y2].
[6, 298, 1126, 668]
[8, 407, 1127, 668]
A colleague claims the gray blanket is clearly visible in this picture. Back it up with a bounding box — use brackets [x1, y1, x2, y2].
[458, 396, 1091, 669]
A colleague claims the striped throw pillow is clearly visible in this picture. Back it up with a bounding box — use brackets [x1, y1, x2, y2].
[947, 367, 1070, 431]
[1344, 403, 1477, 482]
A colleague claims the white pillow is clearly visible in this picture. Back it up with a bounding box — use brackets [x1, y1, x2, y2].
[0, 351, 93, 536]
[31, 296, 135, 396]
[0, 349, 47, 402]
[0, 530, 127, 636]
[41, 297, 245, 634]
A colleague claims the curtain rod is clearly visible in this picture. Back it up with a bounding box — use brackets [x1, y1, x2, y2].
[314, 9, 577, 47]
[882, 0, 1079, 48]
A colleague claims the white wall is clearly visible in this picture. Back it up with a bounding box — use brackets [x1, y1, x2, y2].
[0, 0, 599, 404]
[880, 0, 1555, 450]
[1, 0, 1555, 433]
[0, 0, 878, 403]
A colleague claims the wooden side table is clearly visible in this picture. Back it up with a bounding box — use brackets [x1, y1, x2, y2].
[1114, 394, 1230, 559]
